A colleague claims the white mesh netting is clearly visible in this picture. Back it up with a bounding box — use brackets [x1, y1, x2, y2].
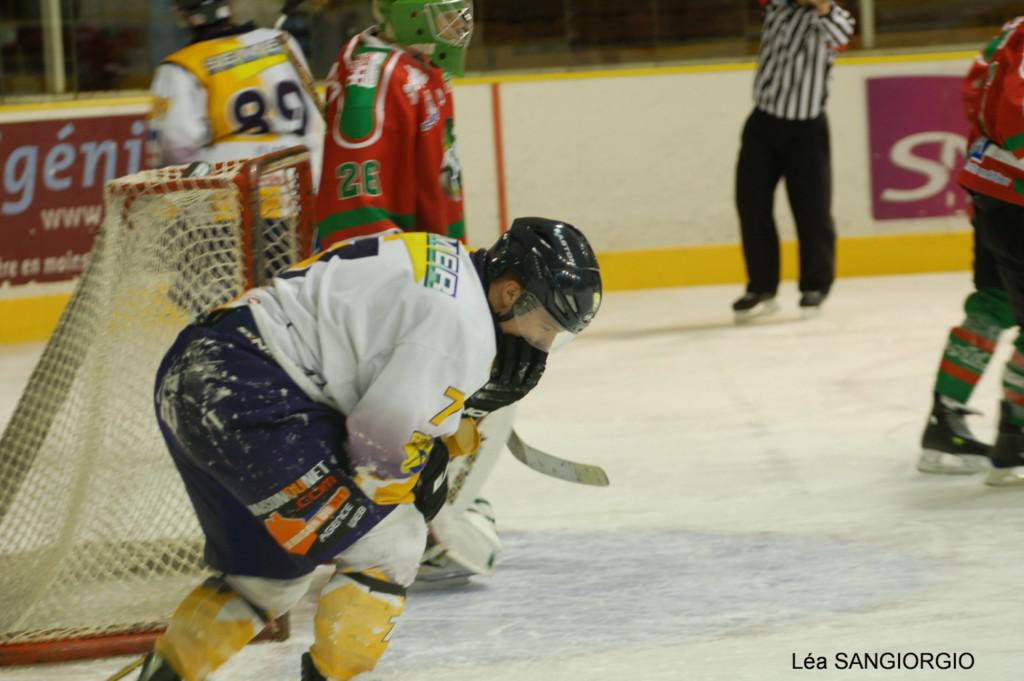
[0, 153, 310, 649]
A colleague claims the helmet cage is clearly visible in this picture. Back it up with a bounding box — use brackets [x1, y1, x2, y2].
[386, 0, 473, 76]
[423, 2, 473, 49]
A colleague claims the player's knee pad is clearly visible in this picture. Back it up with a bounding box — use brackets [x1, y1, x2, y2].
[155, 576, 271, 681]
[964, 288, 1014, 333]
[224, 572, 315, 615]
[308, 570, 406, 681]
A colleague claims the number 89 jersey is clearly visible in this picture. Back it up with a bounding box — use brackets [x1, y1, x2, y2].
[149, 25, 323, 184]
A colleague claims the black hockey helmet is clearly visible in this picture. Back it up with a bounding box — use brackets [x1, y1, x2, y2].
[487, 217, 602, 351]
[173, 0, 231, 27]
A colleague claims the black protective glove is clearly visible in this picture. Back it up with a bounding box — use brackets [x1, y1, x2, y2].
[464, 332, 548, 418]
[413, 439, 450, 521]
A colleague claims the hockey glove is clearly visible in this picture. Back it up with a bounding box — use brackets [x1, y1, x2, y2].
[464, 332, 547, 418]
[413, 439, 450, 522]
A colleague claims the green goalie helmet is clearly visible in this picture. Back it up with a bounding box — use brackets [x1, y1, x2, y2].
[377, 0, 473, 76]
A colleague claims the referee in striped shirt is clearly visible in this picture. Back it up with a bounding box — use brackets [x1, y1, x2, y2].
[732, 0, 855, 321]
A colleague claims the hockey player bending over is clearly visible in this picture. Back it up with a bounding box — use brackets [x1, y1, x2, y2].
[137, 218, 602, 681]
[149, 0, 323, 182]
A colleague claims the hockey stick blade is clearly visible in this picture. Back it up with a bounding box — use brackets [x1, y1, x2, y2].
[506, 430, 609, 486]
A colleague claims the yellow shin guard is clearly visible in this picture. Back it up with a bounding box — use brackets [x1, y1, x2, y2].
[155, 577, 269, 681]
[309, 570, 407, 680]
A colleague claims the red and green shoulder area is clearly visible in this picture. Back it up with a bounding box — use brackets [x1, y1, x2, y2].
[337, 41, 436, 98]
[983, 17, 1024, 62]
[332, 44, 436, 143]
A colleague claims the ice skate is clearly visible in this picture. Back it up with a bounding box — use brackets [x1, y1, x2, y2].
[132, 652, 181, 681]
[917, 393, 991, 474]
[732, 292, 779, 323]
[413, 498, 501, 589]
[412, 523, 475, 590]
[413, 551, 475, 589]
[985, 402, 1024, 486]
[798, 290, 828, 319]
[301, 652, 326, 681]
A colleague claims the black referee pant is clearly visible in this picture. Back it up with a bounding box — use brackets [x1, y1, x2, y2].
[735, 108, 835, 295]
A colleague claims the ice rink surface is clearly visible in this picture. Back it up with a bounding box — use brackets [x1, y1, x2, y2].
[2, 272, 1023, 681]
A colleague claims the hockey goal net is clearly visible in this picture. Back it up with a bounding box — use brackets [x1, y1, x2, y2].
[0, 147, 315, 665]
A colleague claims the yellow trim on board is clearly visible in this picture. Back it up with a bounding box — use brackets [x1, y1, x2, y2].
[600, 231, 972, 291]
[839, 51, 975, 66]
[1, 294, 74, 344]
[0, 232, 973, 344]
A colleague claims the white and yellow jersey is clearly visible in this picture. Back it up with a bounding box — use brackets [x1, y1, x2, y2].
[236, 230, 494, 504]
[149, 25, 323, 185]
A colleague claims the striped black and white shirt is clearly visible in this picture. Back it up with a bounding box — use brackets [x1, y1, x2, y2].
[752, 0, 855, 120]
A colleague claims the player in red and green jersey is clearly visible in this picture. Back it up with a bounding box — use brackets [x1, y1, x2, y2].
[916, 36, 1016, 477]
[313, 0, 471, 249]
[952, 17, 1024, 486]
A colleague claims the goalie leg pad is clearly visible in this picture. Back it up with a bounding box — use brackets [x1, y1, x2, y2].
[421, 406, 511, 578]
[154, 577, 270, 681]
[427, 497, 502, 576]
[444, 404, 515, 515]
[309, 570, 407, 681]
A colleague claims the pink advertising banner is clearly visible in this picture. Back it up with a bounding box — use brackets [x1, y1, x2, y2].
[0, 113, 147, 287]
[867, 75, 970, 221]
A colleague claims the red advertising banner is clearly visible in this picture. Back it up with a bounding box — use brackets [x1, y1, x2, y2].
[0, 113, 147, 286]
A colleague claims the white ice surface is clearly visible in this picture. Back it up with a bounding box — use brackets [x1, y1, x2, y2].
[2, 272, 1022, 681]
